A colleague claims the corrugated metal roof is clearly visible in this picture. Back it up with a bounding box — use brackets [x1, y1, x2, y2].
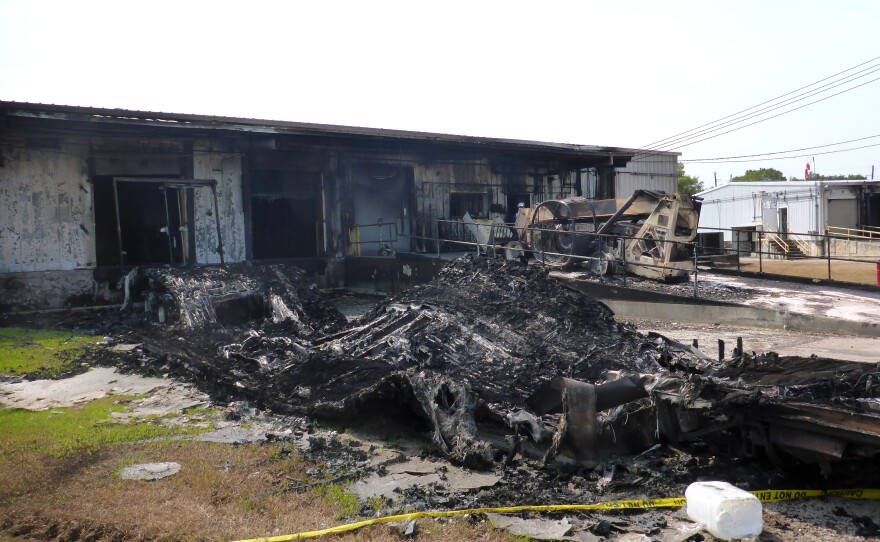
[0, 100, 679, 160]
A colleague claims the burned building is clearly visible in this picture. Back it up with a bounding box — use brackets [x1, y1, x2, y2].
[0, 101, 678, 310]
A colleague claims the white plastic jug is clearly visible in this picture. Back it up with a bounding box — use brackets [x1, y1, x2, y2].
[685, 481, 763, 540]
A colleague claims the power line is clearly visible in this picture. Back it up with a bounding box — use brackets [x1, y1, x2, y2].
[644, 65, 880, 152]
[682, 134, 880, 162]
[680, 142, 880, 164]
[640, 55, 880, 149]
[631, 73, 880, 163]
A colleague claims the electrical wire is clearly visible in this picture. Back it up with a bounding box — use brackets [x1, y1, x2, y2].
[680, 142, 880, 164]
[643, 65, 880, 152]
[628, 56, 880, 164]
[681, 134, 880, 162]
[630, 73, 880, 163]
[640, 55, 880, 149]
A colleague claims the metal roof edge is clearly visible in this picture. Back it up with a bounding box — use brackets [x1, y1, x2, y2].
[0, 100, 679, 158]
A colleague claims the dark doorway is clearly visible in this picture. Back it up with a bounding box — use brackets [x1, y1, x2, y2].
[866, 193, 880, 228]
[251, 197, 319, 259]
[93, 177, 183, 266]
[778, 207, 789, 240]
[250, 170, 322, 259]
[596, 167, 616, 199]
[449, 192, 486, 218]
[506, 192, 530, 223]
[352, 166, 413, 254]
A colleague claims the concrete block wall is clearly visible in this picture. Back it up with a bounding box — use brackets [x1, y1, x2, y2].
[831, 238, 880, 259]
[0, 269, 119, 311]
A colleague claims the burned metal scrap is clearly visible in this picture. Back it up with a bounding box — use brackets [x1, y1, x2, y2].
[115, 257, 880, 474]
[136, 264, 346, 333]
[260, 257, 706, 467]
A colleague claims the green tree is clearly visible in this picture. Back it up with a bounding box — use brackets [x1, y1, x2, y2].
[731, 168, 786, 182]
[677, 163, 704, 195]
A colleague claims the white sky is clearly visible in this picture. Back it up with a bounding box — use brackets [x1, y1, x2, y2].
[1, 1, 879, 188]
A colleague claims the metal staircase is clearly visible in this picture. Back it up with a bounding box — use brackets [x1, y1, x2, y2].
[767, 233, 807, 259]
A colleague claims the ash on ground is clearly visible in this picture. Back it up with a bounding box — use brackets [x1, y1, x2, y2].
[553, 269, 759, 303]
[7, 257, 879, 538]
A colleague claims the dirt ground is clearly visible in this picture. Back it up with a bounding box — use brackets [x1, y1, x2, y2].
[723, 257, 878, 286]
[629, 320, 880, 363]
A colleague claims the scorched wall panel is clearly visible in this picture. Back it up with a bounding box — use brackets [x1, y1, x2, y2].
[193, 143, 246, 264]
[0, 141, 94, 273]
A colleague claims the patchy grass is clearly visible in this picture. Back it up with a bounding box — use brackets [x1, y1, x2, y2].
[0, 396, 204, 460]
[319, 482, 361, 518]
[1, 440, 514, 542]
[0, 327, 99, 378]
[0, 330, 512, 540]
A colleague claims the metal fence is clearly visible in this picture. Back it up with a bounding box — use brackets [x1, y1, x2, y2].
[697, 225, 880, 282]
[351, 218, 879, 297]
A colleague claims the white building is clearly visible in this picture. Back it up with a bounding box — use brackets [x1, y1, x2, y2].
[698, 180, 880, 237]
[696, 180, 880, 257]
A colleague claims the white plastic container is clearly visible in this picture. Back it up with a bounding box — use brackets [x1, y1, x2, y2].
[685, 481, 763, 540]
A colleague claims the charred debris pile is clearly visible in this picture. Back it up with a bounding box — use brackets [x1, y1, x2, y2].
[109, 258, 880, 475]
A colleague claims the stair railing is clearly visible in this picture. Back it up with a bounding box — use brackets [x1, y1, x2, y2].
[766, 232, 789, 255]
[789, 234, 811, 256]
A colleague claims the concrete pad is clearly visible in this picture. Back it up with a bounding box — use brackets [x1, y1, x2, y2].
[638, 323, 880, 363]
[486, 514, 597, 541]
[120, 462, 181, 480]
[113, 384, 209, 419]
[698, 274, 880, 323]
[0, 367, 171, 410]
[783, 336, 880, 362]
[351, 457, 500, 500]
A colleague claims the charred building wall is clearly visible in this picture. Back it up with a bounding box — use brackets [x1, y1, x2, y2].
[0, 101, 679, 310]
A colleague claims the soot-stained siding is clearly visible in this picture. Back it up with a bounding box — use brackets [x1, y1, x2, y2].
[0, 140, 93, 273]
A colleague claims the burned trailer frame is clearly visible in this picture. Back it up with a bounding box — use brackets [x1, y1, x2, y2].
[519, 190, 702, 281]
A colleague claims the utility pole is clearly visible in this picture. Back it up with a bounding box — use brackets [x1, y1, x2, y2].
[872, 165, 875, 180]
[714, 172, 718, 187]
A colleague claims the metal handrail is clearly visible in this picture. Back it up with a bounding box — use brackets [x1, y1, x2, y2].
[766, 232, 789, 254]
[825, 226, 880, 240]
[789, 234, 812, 255]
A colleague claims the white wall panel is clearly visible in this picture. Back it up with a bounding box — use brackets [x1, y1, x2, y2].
[0, 141, 93, 272]
[615, 154, 677, 196]
[193, 141, 246, 264]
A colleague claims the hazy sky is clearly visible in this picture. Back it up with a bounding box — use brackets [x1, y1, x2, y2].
[1, 1, 878, 188]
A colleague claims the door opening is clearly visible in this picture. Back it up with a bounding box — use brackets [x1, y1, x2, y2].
[506, 192, 531, 224]
[352, 165, 413, 255]
[778, 207, 789, 240]
[250, 170, 322, 259]
[94, 177, 184, 266]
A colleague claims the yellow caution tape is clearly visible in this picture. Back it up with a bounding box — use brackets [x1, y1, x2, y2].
[232, 489, 880, 542]
[751, 488, 880, 502]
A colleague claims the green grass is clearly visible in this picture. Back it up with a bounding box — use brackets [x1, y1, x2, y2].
[318, 482, 361, 518]
[0, 395, 206, 458]
[0, 327, 99, 378]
